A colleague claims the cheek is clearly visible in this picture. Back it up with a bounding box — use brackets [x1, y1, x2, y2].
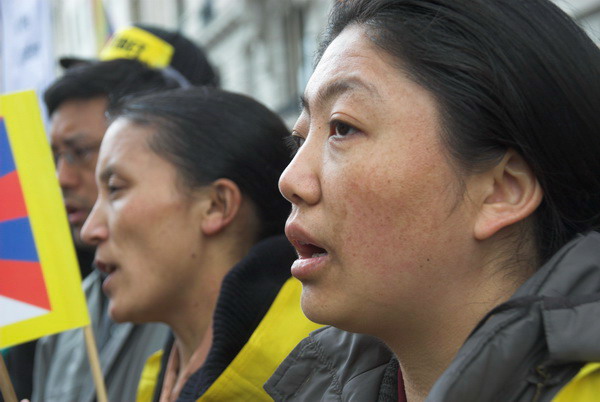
[121, 205, 199, 279]
[330, 159, 453, 274]
[83, 171, 99, 196]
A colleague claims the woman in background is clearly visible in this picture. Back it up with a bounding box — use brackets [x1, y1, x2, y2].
[81, 87, 319, 401]
[265, 0, 600, 400]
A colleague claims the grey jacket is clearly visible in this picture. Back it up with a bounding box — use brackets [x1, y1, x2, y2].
[32, 270, 170, 402]
[265, 232, 600, 401]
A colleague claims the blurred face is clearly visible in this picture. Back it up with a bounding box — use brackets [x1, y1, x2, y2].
[81, 118, 207, 323]
[279, 25, 482, 334]
[50, 97, 107, 247]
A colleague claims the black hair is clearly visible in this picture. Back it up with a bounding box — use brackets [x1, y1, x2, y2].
[44, 58, 180, 116]
[320, 0, 600, 262]
[109, 87, 291, 240]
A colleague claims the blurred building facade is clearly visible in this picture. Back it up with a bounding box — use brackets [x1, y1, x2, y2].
[47, 0, 332, 124]
[6, 0, 599, 123]
[52, 0, 600, 123]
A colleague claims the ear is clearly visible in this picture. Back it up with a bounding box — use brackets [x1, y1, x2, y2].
[474, 149, 543, 240]
[201, 178, 243, 236]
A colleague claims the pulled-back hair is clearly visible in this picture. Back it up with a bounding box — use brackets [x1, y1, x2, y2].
[109, 87, 291, 240]
[320, 0, 600, 261]
[44, 59, 180, 116]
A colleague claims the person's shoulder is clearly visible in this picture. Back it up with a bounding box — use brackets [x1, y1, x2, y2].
[265, 327, 393, 401]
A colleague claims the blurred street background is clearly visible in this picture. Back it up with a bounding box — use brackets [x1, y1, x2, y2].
[1, 0, 599, 126]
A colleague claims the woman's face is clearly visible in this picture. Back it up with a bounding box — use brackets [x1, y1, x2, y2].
[279, 25, 484, 334]
[81, 118, 208, 323]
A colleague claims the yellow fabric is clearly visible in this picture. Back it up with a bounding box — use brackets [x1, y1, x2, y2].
[99, 26, 174, 68]
[199, 277, 321, 401]
[553, 363, 600, 401]
[136, 350, 164, 402]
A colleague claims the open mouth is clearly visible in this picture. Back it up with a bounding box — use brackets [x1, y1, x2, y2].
[295, 241, 328, 259]
[94, 260, 118, 275]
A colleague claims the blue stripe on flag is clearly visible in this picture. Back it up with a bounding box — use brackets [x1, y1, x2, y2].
[0, 119, 16, 177]
[0, 217, 39, 262]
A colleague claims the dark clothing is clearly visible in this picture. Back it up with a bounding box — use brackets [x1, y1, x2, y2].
[76, 247, 95, 279]
[266, 232, 600, 401]
[1, 341, 36, 401]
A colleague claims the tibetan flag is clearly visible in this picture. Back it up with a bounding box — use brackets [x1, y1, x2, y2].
[0, 90, 89, 348]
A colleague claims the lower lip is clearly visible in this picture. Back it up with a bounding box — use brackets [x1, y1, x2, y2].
[101, 272, 116, 294]
[290, 254, 329, 280]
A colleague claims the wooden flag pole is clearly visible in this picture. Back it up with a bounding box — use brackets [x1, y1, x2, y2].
[83, 325, 108, 402]
[0, 353, 17, 402]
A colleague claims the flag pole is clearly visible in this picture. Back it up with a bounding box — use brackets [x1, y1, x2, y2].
[83, 325, 108, 402]
[0, 353, 17, 402]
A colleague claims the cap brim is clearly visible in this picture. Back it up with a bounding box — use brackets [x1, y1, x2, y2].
[59, 57, 95, 69]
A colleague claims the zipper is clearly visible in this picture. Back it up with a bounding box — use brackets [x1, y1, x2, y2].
[531, 365, 550, 402]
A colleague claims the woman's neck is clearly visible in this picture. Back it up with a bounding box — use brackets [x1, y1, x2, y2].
[167, 236, 254, 368]
[175, 322, 214, 373]
[381, 260, 531, 401]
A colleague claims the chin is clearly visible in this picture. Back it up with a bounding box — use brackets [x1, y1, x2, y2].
[300, 287, 338, 326]
[109, 300, 158, 325]
[301, 288, 366, 333]
[108, 301, 134, 323]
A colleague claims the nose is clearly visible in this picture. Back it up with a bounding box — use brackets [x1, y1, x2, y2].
[56, 158, 80, 190]
[279, 140, 322, 206]
[80, 200, 108, 246]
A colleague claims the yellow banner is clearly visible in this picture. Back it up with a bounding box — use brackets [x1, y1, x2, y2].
[0, 90, 89, 348]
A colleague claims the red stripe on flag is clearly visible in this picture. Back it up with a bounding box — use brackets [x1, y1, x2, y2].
[0, 171, 28, 221]
[0, 259, 51, 310]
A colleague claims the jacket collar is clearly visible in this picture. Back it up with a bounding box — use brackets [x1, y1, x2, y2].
[428, 232, 600, 400]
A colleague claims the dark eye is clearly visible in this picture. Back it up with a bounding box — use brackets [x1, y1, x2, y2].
[330, 120, 358, 137]
[106, 176, 125, 197]
[72, 148, 87, 159]
[107, 184, 121, 193]
[284, 134, 305, 157]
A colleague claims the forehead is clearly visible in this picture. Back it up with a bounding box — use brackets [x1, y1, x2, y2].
[100, 118, 153, 157]
[50, 97, 108, 145]
[98, 118, 186, 187]
[302, 25, 415, 114]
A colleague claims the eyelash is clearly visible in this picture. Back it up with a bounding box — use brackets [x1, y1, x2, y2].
[329, 120, 358, 138]
[284, 120, 359, 157]
[284, 135, 304, 157]
[106, 177, 124, 196]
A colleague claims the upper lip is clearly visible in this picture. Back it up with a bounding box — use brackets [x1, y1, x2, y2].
[285, 222, 328, 259]
[94, 258, 117, 274]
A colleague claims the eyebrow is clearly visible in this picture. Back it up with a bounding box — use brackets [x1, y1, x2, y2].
[98, 165, 115, 183]
[52, 133, 92, 149]
[300, 78, 381, 116]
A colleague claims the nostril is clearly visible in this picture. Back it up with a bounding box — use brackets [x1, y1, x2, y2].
[289, 192, 305, 205]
